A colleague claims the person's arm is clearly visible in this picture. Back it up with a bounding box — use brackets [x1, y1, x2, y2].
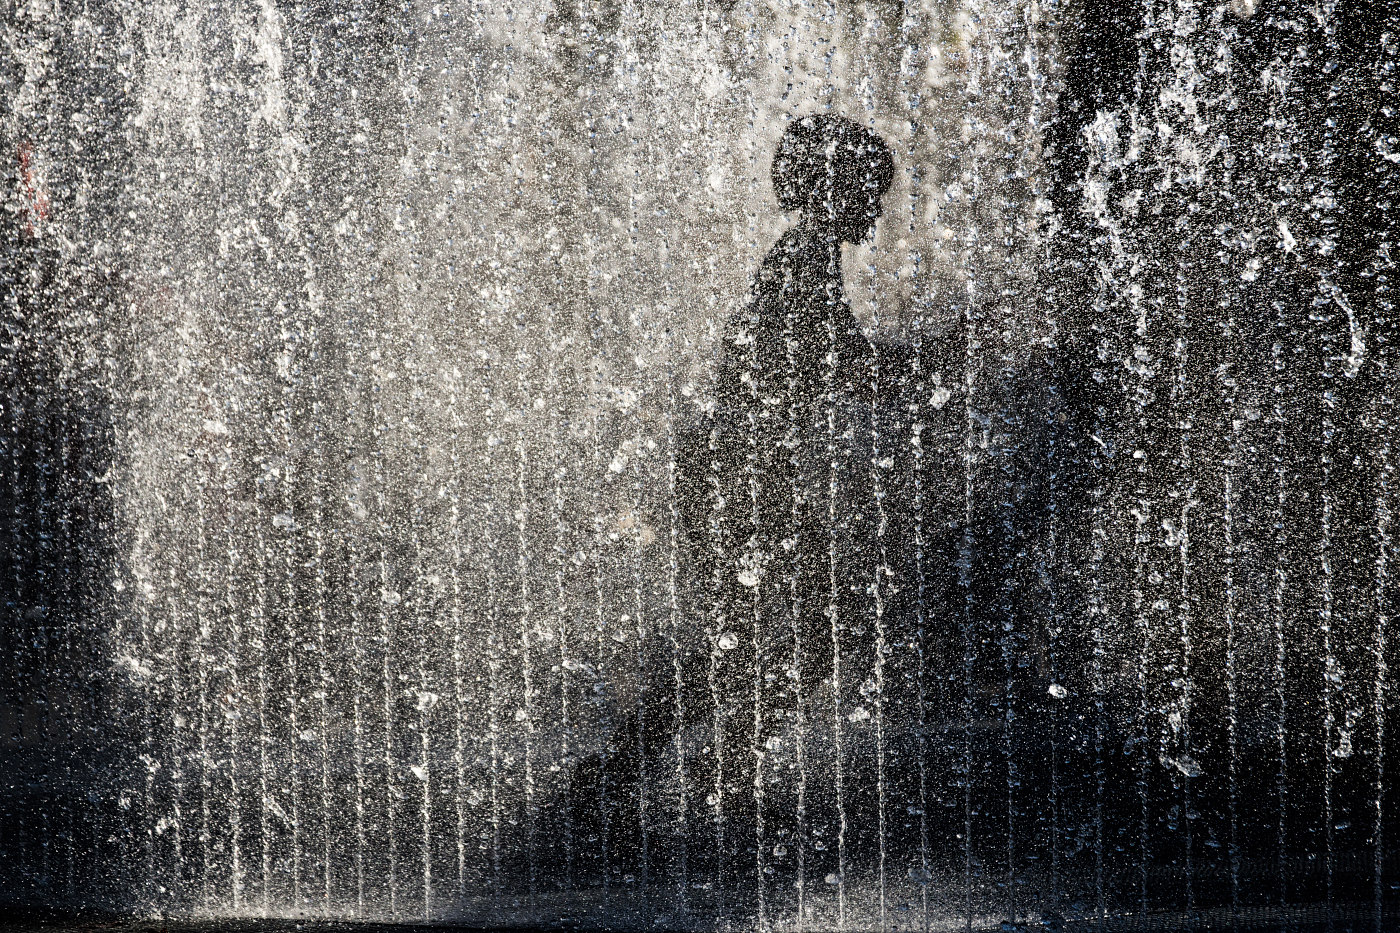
[871, 337, 917, 404]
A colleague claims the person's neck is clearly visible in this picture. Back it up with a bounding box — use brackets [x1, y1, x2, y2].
[787, 221, 845, 285]
[792, 218, 844, 254]
[778, 221, 859, 337]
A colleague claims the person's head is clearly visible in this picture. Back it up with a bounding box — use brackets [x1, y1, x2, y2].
[772, 114, 895, 244]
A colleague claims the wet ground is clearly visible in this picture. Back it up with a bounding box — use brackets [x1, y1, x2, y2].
[0, 904, 1396, 933]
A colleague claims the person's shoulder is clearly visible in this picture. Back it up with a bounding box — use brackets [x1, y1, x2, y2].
[751, 232, 796, 291]
[758, 227, 808, 267]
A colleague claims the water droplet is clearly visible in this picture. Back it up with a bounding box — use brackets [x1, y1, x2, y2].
[1160, 754, 1203, 778]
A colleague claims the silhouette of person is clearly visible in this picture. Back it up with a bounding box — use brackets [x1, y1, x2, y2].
[570, 116, 916, 889]
[662, 114, 925, 878]
[710, 113, 900, 413]
[678, 114, 906, 694]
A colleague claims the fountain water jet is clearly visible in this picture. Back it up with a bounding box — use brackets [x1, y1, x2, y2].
[1, 0, 1397, 930]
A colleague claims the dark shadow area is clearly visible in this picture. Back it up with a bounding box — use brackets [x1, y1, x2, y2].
[0, 190, 125, 911]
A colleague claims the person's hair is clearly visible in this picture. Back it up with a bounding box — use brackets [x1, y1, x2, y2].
[771, 114, 895, 214]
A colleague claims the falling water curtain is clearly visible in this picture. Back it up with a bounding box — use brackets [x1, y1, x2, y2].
[2, 0, 1398, 928]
